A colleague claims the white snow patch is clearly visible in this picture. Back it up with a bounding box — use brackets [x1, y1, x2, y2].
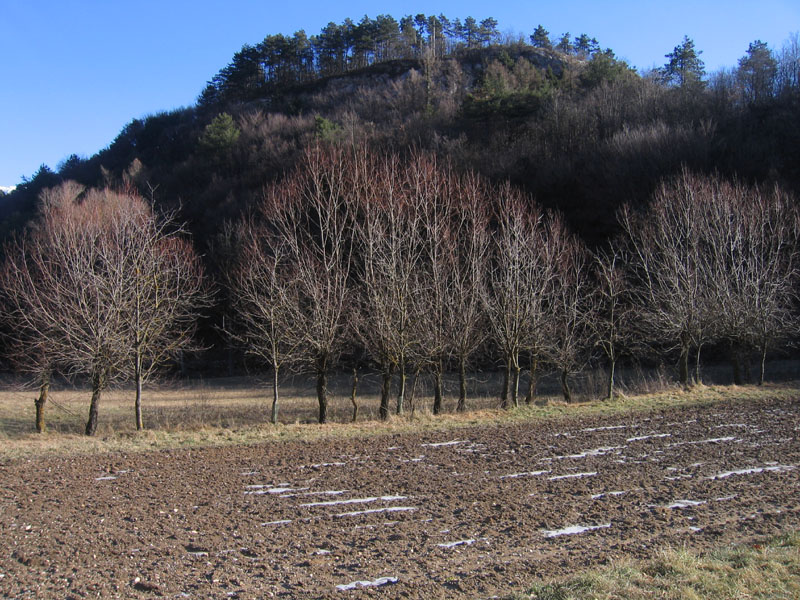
[627, 433, 671, 442]
[547, 446, 625, 460]
[581, 425, 628, 432]
[591, 491, 626, 500]
[246, 486, 308, 495]
[300, 495, 406, 508]
[548, 472, 597, 481]
[280, 490, 348, 498]
[335, 506, 417, 518]
[262, 519, 292, 526]
[499, 470, 550, 479]
[336, 576, 398, 591]
[663, 499, 707, 509]
[307, 462, 346, 468]
[669, 436, 737, 447]
[421, 440, 468, 447]
[240, 471, 259, 476]
[437, 538, 487, 548]
[542, 523, 611, 538]
[95, 476, 117, 481]
[707, 465, 795, 480]
[400, 456, 425, 463]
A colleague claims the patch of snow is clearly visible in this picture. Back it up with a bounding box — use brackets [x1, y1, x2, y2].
[542, 523, 611, 538]
[499, 470, 550, 479]
[280, 490, 348, 498]
[95, 476, 117, 481]
[240, 471, 259, 476]
[591, 491, 626, 500]
[336, 576, 398, 591]
[438, 538, 488, 548]
[707, 465, 795, 480]
[335, 506, 417, 518]
[261, 519, 292, 526]
[400, 456, 425, 463]
[307, 462, 346, 468]
[669, 436, 737, 447]
[246, 487, 308, 495]
[300, 495, 406, 508]
[548, 472, 597, 481]
[663, 499, 707, 509]
[421, 440, 468, 447]
[626, 433, 671, 442]
[546, 446, 625, 460]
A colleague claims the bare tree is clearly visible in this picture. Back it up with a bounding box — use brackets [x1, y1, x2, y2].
[269, 145, 354, 424]
[354, 153, 423, 419]
[620, 169, 716, 388]
[705, 179, 800, 385]
[227, 218, 302, 424]
[591, 245, 635, 400]
[548, 217, 593, 403]
[483, 185, 552, 408]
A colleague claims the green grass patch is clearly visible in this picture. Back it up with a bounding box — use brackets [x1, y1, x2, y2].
[516, 532, 800, 600]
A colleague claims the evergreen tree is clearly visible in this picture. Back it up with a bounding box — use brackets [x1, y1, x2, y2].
[738, 40, 777, 104]
[662, 35, 705, 88]
[530, 25, 552, 49]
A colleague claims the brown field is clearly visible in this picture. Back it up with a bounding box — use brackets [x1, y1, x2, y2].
[1, 375, 799, 598]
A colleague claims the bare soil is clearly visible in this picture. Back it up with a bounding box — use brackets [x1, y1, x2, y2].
[2, 395, 799, 599]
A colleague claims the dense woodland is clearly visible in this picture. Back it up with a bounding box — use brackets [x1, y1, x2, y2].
[1, 15, 800, 433]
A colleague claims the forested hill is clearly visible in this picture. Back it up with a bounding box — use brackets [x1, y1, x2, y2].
[2, 15, 799, 249]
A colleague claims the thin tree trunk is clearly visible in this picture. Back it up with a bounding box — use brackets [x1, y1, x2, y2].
[85, 369, 106, 436]
[433, 360, 443, 415]
[525, 355, 538, 405]
[271, 364, 279, 425]
[316, 365, 328, 425]
[379, 362, 394, 421]
[397, 354, 406, 415]
[694, 344, 703, 385]
[561, 368, 572, 403]
[679, 344, 691, 388]
[409, 369, 420, 415]
[607, 358, 616, 401]
[501, 358, 511, 409]
[35, 370, 50, 434]
[349, 368, 359, 422]
[134, 350, 143, 431]
[457, 356, 467, 413]
[511, 354, 521, 408]
[759, 343, 767, 386]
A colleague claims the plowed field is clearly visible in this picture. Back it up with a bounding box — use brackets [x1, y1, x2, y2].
[2, 395, 799, 598]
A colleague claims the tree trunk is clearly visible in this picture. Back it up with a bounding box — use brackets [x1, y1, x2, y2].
[271, 365, 279, 425]
[316, 365, 328, 425]
[759, 344, 767, 386]
[679, 344, 690, 389]
[500, 358, 511, 409]
[379, 362, 394, 421]
[409, 369, 420, 415]
[432, 360, 443, 415]
[511, 354, 521, 408]
[561, 368, 572, 403]
[606, 358, 616, 401]
[457, 356, 467, 413]
[35, 370, 50, 434]
[85, 369, 106, 436]
[694, 344, 703, 385]
[397, 354, 406, 415]
[134, 350, 143, 431]
[525, 355, 538, 405]
[350, 368, 359, 422]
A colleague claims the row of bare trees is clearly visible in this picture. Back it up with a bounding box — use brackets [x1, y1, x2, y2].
[2, 147, 798, 433]
[226, 146, 800, 425]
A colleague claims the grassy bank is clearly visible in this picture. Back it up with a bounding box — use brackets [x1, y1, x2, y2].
[516, 532, 800, 600]
[0, 378, 797, 460]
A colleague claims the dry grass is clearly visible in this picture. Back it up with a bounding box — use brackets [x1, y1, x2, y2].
[518, 532, 800, 600]
[0, 370, 798, 461]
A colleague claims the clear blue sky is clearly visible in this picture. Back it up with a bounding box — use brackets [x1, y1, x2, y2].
[1, 0, 797, 188]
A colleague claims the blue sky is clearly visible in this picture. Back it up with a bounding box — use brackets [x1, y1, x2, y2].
[1, 0, 797, 188]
